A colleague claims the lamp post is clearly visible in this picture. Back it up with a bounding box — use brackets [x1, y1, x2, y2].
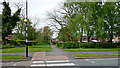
[24, 0, 28, 57]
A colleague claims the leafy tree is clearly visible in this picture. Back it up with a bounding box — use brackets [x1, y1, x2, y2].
[47, 1, 119, 43]
[36, 26, 53, 43]
[2, 1, 21, 44]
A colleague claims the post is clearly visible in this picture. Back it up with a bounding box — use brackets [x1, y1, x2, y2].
[25, 20, 28, 57]
[25, 0, 28, 57]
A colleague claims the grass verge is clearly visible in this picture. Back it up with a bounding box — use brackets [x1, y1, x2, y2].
[63, 48, 119, 52]
[73, 53, 119, 58]
[1, 43, 52, 53]
[0, 55, 24, 60]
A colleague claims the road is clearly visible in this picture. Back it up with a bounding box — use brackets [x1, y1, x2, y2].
[1, 58, 120, 68]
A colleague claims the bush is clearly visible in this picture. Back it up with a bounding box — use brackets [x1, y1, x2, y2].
[56, 42, 118, 48]
[10, 40, 18, 46]
[2, 45, 15, 49]
[57, 42, 79, 48]
[57, 43, 62, 47]
[95, 43, 118, 48]
[17, 40, 37, 46]
[17, 40, 26, 45]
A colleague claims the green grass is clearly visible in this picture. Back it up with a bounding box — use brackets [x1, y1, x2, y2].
[63, 48, 119, 52]
[0, 55, 24, 60]
[1, 43, 52, 53]
[73, 53, 119, 58]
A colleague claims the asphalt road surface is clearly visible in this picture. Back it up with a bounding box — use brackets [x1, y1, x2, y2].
[1, 58, 120, 68]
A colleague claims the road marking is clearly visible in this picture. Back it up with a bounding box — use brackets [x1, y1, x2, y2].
[88, 58, 119, 61]
[31, 64, 46, 67]
[13, 64, 16, 66]
[33, 61, 44, 63]
[46, 60, 69, 63]
[47, 63, 75, 66]
[108, 58, 119, 60]
[92, 62, 95, 63]
[31, 60, 75, 67]
[85, 59, 89, 61]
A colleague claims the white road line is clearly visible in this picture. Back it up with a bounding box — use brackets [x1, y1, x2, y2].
[31, 64, 46, 67]
[108, 58, 119, 60]
[33, 61, 44, 63]
[88, 58, 119, 61]
[46, 60, 69, 63]
[47, 63, 75, 66]
[85, 59, 89, 61]
[13, 64, 16, 66]
[92, 62, 95, 63]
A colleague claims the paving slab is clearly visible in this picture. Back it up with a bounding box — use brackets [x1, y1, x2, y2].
[32, 52, 46, 60]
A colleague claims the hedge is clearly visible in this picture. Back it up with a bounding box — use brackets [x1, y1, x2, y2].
[4, 40, 37, 46]
[17, 40, 37, 46]
[10, 40, 19, 46]
[57, 42, 118, 48]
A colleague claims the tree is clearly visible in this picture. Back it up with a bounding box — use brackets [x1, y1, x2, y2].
[2, 1, 21, 44]
[36, 26, 53, 43]
[0, 14, 2, 41]
[47, 1, 119, 43]
[36, 28, 44, 43]
[43, 26, 53, 43]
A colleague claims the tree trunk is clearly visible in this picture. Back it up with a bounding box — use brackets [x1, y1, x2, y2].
[109, 32, 113, 43]
[109, 25, 113, 43]
[88, 36, 90, 42]
[80, 28, 83, 42]
[80, 35, 82, 42]
[2, 37, 6, 45]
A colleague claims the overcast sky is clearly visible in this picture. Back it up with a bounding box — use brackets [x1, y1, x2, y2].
[0, 0, 65, 38]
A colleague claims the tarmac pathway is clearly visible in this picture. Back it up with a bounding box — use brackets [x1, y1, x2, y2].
[46, 44, 119, 59]
[1, 44, 119, 60]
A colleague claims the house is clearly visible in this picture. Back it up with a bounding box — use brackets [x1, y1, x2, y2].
[5, 35, 14, 40]
[112, 35, 120, 43]
[78, 35, 99, 42]
[51, 38, 59, 43]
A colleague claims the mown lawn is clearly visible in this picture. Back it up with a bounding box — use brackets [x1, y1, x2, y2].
[73, 53, 119, 58]
[63, 48, 119, 52]
[0, 55, 24, 60]
[1, 43, 52, 53]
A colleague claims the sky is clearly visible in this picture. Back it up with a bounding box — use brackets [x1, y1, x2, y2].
[0, 0, 65, 38]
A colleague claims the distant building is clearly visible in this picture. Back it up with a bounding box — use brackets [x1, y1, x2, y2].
[5, 35, 14, 40]
[78, 36, 99, 42]
[51, 38, 59, 43]
[112, 35, 120, 43]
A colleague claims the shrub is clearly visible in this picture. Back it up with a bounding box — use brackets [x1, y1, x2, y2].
[17, 40, 26, 45]
[2, 45, 15, 49]
[57, 43, 62, 47]
[10, 40, 18, 46]
[57, 42, 79, 48]
[95, 43, 118, 48]
[17, 40, 37, 46]
[56, 42, 118, 48]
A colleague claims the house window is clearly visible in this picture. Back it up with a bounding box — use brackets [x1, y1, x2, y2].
[115, 41, 117, 43]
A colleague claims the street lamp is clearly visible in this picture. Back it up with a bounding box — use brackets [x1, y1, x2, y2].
[24, 0, 28, 57]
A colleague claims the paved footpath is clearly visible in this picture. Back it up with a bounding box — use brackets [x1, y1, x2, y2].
[31, 44, 119, 60]
[32, 52, 68, 60]
[2, 44, 119, 67]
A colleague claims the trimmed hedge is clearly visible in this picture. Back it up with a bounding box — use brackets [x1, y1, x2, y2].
[5, 40, 37, 46]
[16, 40, 37, 46]
[57, 42, 118, 48]
[10, 40, 19, 46]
